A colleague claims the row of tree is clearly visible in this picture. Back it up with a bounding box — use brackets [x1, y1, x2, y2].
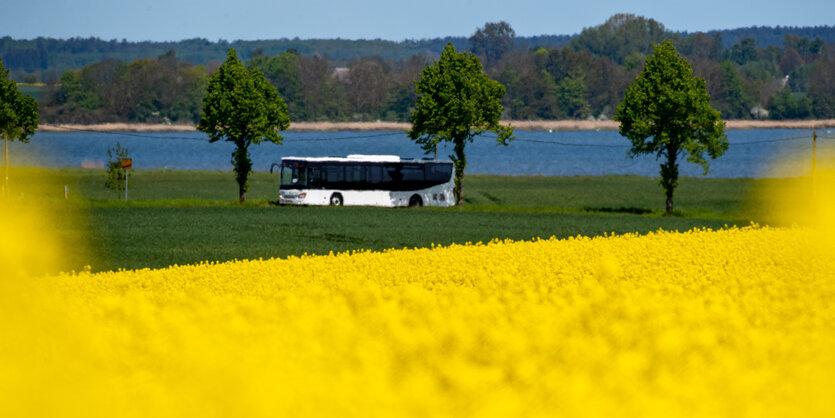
[2, 36, 729, 214]
[0, 36, 522, 80]
[200, 41, 725, 215]
[4, 23, 834, 80]
[42, 50, 206, 123]
[33, 15, 835, 123]
[490, 17, 835, 120]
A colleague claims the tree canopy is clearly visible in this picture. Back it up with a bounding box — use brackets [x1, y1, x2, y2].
[408, 44, 513, 206]
[197, 48, 290, 202]
[470, 21, 516, 67]
[570, 14, 671, 65]
[615, 40, 727, 215]
[1, 59, 38, 143]
[1, 59, 39, 196]
[27, 17, 835, 124]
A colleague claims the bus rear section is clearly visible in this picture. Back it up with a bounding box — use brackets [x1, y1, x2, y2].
[278, 155, 454, 207]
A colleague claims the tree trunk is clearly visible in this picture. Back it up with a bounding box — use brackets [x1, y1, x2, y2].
[660, 146, 679, 216]
[452, 138, 467, 207]
[232, 139, 252, 203]
[665, 184, 674, 215]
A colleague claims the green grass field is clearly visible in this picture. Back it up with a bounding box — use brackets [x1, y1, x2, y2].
[6, 167, 787, 272]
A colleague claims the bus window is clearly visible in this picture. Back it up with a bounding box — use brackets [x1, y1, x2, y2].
[308, 165, 323, 188]
[426, 163, 453, 182]
[401, 164, 424, 182]
[382, 165, 394, 184]
[385, 164, 401, 183]
[281, 163, 306, 186]
[325, 165, 345, 186]
[346, 165, 365, 184]
[367, 166, 382, 185]
[367, 165, 393, 186]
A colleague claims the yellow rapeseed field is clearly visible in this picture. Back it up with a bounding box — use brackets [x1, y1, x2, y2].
[2, 171, 834, 417]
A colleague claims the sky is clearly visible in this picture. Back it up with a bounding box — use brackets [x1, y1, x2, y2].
[5, 0, 834, 42]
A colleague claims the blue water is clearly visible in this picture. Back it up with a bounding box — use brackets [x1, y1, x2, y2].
[8, 128, 835, 178]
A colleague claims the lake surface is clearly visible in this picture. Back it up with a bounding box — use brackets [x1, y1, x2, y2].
[9, 128, 835, 178]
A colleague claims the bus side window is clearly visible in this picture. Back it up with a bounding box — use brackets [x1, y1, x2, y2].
[346, 165, 365, 186]
[367, 166, 382, 185]
[401, 164, 424, 182]
[325, 165, 345, 188]
[309, 166, 322, 188]
[426, 163, 453, 182]
[386, 164, 403, 183]
[382, 164, 395, 186]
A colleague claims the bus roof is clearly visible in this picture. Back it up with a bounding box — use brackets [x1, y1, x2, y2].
[281, 154, 447, 164]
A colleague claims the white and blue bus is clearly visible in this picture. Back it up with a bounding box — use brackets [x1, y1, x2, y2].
[276, 154, 454, 207]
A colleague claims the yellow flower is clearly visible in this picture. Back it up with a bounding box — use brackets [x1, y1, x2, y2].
[1, 224, 833, 418]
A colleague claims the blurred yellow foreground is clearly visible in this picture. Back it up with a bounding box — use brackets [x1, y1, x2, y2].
[1, 167, 833, 418]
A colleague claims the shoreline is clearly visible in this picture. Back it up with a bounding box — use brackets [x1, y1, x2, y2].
[37, 119, 835, 133]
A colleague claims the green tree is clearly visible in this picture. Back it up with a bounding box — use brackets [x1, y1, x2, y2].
[714, 61, 751, 119]
[197, 49, 290, 202]
[1, 59, 39, 197]
[808, 56, 835, 118]
[557, 76, 590, 118]
[679, 32, 723, 61]
[726, 38, 759, 66]
[408, 44, 514, 207]
[385, 54, 427, 121]
[470, 21, 516, 68]
[346, 56, 391, 118]
[56, 70, 99, 110]
[614, 40, 727, 215]
[298, 55, 348, 121]
[249, 51, 305, 119]
[498, 50, 559, 119]
[585, 56, 630, 118]
[768, 86, 811, 119]
[570, 14, 672, 65]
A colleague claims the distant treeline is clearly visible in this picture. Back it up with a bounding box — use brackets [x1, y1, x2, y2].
[16, 14, 835, 123]
[713, 26, 835, 48]
[1, 36, 573, 81]
[3, 21, 833, 81]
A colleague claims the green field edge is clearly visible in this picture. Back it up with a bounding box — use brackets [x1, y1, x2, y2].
[4, 167, 795, 272]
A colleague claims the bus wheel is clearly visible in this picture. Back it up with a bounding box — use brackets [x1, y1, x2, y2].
[409, 195, 423, 207]
[330, 193, 343, 206]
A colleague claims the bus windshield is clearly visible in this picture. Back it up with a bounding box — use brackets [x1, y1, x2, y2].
[280, 162, 307, 187]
